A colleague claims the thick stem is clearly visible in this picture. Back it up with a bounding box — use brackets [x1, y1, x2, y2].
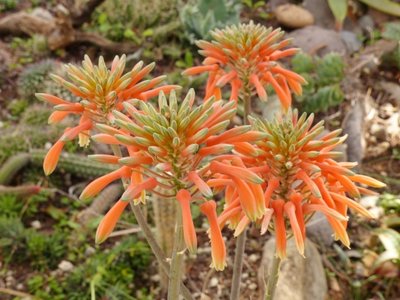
[230, 93, 251, 300]
[265, 254, 282, 300]
[167, 206, 186, 300]
[111, 145, 193, 300]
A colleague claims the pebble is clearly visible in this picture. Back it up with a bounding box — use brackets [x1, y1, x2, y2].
[85, 246, 96, 256]
[58, 260, 74, 272]
[249, 283, 257, 290]
[209, 277, 218, 287]
[248, 254, 259, 263]
[275, 4, 314, 28]
[150, 274, 160, 282]
[30, 220, 42, 229]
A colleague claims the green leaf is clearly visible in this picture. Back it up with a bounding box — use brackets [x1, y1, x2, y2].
[372, 228, 400, 269]
[359, 0, 400, 17]
[382, 22, 400, 41]
[327, 0, 348, 26]
[291, 52, 314, 74]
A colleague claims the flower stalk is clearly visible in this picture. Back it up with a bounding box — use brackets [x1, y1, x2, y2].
[167, 205, 186, 300]
[230, 90, 251, 300]
[265, 253, 282, 300]
[111, 145, 192, 300]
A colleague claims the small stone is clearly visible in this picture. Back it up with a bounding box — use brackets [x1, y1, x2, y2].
[58, 260, 74, 272]
[358, 15, 375, 33]
[85, 246, 96, 256]
[209, 277, 218, 287]
[249, 283, 257, 290]
[30, 220, 41, 229]
[150, 274, 160, 282]
[16, 283, 24, 290]
[241, 272, 249, 279]
[275, 4, 314, 29]
[340, 31, 362, 54]
[249, 254, 259, 263]
[360, 196, 379, 208]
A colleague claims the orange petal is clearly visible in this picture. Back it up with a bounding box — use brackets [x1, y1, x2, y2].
[96, 200, 129, 244]
[200, 200, 226, 271]
[250, 74, 267, 102]
[48, 111, 70, 124]
[330, 192, 374, 219]
[302, 204, 348, 221]
[289, 193, 305, 240]
[35, 93, 71, 105]
[210, 161, 264, 184]
[216, 70, 237, 87]
[234, 215, 251, 237]
[188, 171, 213, 198]
[139, 85, 180, 101]
[296, 170, 321, 198]
[121, 177, 158, 201]
[271, 199, 286, 259]
[314, 177, 336, 208]
[80, 167, 131, 200]
[349, 175, 386, 188]
[91, 134, 121, 145]
[176, 189, 197, 254]
[43, 140, 65, 176]
[260, 208, 274, 235]
[182, 64, 218, 76]
[264, 177, 279, 208]
[284, 202, 305, 256]
[232, 177, 259, 221]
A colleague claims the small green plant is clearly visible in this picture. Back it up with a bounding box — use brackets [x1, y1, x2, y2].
[291, 52, 345, 113]
[26, 237, 152, 300]
[379, 193, 400, 214]
[17, 59, 58, 100]
[0, 0, 18, 12]
[180, 0, 241, 42]
[7, 99, 29, 117]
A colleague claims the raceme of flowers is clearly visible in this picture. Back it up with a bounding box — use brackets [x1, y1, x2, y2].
[213, 110, 385, 258]
[36, 55, 179, 175]
[183, 22, 306, 109]
[84, 90, 267, 271]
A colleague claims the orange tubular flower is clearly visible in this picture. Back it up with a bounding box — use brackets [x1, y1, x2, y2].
[36, 54, 179, 175]
[217, 109, 385, 258]
[88, 90, 266, 269]
[183, 22, 306, 109]
[176, 189, 197, 254]
[200, 200, 227, 271]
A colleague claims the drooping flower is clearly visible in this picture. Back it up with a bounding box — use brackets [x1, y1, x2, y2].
[183, 22, 306, 109]
[217, 110, 385, 258]
[88, 90, 266, 270]
[36, 54, 179, 175]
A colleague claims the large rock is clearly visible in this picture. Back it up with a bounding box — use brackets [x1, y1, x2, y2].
[258, 238, 327, 300]
[287, 26, 347, 56]
[275, 4, 314, 29]
[303, 0, 335, 28]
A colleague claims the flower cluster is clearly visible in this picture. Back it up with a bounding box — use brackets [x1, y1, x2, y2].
[84, 90, 266, 270]
[215, 110, 385, 258]
[183, 22, 306, 109]
[36, 55, 179, 175]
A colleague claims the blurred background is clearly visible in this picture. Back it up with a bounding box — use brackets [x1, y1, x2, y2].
[0, 0, 399, 299]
